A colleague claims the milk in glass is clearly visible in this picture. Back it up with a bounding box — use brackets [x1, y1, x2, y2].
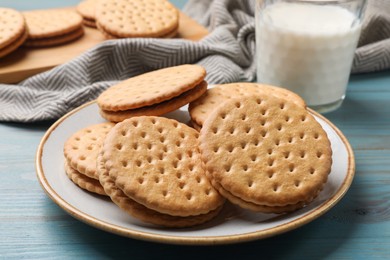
[256, 2, 363, 112]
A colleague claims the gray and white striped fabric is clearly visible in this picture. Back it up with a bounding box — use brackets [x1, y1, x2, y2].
[0, 0, 389, 122]
[353, 0, 390, 73]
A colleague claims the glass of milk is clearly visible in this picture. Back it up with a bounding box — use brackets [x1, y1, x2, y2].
[255, 0, 367, 113]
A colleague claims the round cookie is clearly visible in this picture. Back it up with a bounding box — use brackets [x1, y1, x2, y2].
[97, 152, 223, 227]
[0, 8, 26, 49]
[199, 95, 332, 211]
[65, 160, 107, 196]
[189, 82, 306, 128]
[99, 81, 207, 122]
[97, 64, 206, 112]
[24, 27, 84, 47]
[77, 0, 98, 21]
[102, 116, 225, 217]
[97, 21, 178, 39]
[77, 0, 99, 28]
[95, 0, 179, 38]
[64, 122, 115, 180]
[23, 9, 83, 39]
[0, 27, 28, 58]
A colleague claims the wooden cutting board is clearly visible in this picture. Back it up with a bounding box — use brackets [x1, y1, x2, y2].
[0, 9, 208, 84]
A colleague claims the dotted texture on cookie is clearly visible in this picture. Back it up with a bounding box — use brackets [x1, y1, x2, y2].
[0, 26, 28, 58]
[102, 116, 224, 217]
[189, 82, 306, 127]
[97, 65, 206, 111]
[23, 9, 83, 39]
[64, 122, 115, 180]
[199, 95, 332, 207]
[95, 0, 179, 38]
[97, 152, 222, 227]
[209, 175, 316, 213]
[0, 8, 26, 49]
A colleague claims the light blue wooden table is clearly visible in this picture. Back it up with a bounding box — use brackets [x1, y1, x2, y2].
[1, 0, 390, 259]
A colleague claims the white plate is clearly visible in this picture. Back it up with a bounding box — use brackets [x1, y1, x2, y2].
[36, 101, 355, 245]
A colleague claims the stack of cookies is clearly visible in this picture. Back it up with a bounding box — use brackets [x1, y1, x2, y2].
[0, 8, 28, 58]
[63, 65, 333, 227]
[64, 122, 115, 196]
[76, 0, 98, 28]
[94, 0, 179, 39]
[1, 0, 178, 58]
[197, 92, 332, 213]
[97, 65, 207, 122]
[23, 9, 84, 47]
[98, 116, 225, 227]
[189, 82, 331, 212]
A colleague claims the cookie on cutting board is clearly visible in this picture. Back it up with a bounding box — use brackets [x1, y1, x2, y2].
[0, 8, 28, 58]
[95, 0, 179, 39]
[23, 9, 84, 47]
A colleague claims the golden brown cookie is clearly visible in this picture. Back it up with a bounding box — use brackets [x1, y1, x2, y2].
[77, 0, 98, 20]
[0, 26, 28, 58]
[101, 116, 225, 217]
[189, 82, 306, 128]
[65, 160, 107, 196]
[97, 151, 223, 227]
[99, 81, 207, 122]
[0, 8, 27, 58]
[24, 27, 84, 47]
[95, 0, 179, 38]
[23, 9, 83, 38]
[23, 9, 84, 47]
[77, 0, 99, 28]
[206, 170, 312, 213]
[98, 65, 206, 112]
[0, 8, 26, 49]
[64, 122, 115, 180]
[199, 95, 332, 212]
[97, 21, 178, 39]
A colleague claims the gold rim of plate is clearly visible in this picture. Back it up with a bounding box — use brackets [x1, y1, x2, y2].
[35, 100, 355, 245]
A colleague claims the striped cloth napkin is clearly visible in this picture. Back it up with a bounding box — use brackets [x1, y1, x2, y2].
[0, 0, 389, 122]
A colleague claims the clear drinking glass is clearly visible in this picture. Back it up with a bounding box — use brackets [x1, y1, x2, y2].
[255, 0, 367, 113]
